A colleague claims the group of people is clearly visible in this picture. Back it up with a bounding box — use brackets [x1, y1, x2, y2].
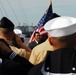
[0, 13, 76, 75]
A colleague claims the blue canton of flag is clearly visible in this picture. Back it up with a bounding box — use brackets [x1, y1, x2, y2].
[28, 2, 53, 43]
[35, 14, 47, 30]
[35, 2, 53, 30]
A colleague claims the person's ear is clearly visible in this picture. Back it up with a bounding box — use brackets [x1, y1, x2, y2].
[12, 32, 15, 38]
[49, 37, 53, 46]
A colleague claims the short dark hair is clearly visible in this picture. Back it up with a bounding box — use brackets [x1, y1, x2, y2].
[34, 32, 40, 37]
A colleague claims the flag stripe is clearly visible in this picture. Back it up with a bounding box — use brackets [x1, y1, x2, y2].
[28, 2, 53, 43]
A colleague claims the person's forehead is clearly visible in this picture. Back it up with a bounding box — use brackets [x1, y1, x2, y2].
[35, 33, 40, 36]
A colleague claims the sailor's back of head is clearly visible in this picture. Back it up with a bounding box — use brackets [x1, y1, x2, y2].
[44, 16, 76, 49]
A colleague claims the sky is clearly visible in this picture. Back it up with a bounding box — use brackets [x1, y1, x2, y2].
[0, 0, 76, 26]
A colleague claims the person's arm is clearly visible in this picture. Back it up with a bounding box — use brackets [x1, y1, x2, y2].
[0, 41, 34, 67]
[9, 51, 34, 67]
[14, 33, 32, 53]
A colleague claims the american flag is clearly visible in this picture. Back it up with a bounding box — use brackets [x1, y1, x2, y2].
[28, 2, 53, 43]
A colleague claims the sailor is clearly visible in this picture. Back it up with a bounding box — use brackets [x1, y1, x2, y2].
[14, 28, 26, 43]
[0, 17, 31, 60]
[28, 16, 76, 75]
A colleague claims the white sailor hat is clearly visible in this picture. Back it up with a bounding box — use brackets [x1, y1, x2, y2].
[44, 16, 76, 37]
[14, 29, 26, 39]
[14, 29, 22, 34]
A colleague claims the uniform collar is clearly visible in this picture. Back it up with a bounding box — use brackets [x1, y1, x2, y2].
[41, 48, 76, 74]
[35, 39, 38, 44]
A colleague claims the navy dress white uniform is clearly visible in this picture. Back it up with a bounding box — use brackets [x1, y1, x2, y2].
[28, 16, 76, 75]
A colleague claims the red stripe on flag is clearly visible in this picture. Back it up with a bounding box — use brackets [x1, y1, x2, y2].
[28, 30, 36, 43]
[28, 26, 45, 43]
[28, 2, 53, 43]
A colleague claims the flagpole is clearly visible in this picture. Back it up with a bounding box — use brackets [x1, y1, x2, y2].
[50, 0, 51, 3]
[28, 0, 53, 43]
[50, 0, 52, 4]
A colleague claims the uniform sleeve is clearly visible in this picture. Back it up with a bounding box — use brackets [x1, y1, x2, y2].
[9, 51, 34, 70]
[10, 46, 30, 60]
[29, 49, 37, 65]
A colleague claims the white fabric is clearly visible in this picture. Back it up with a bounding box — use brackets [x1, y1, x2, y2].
[41, 64, 76, 75]
[19, 34, 26, 39]
[14, 28, 25, 39]
[0, 58, 2, 64]
[40, 31, 48, 35]
[14, 29, 22, 34]
[44, 16, 76, 37]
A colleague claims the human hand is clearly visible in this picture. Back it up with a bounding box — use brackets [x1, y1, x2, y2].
[14, 33, 23, 46]
[14, 33, 31, 53]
